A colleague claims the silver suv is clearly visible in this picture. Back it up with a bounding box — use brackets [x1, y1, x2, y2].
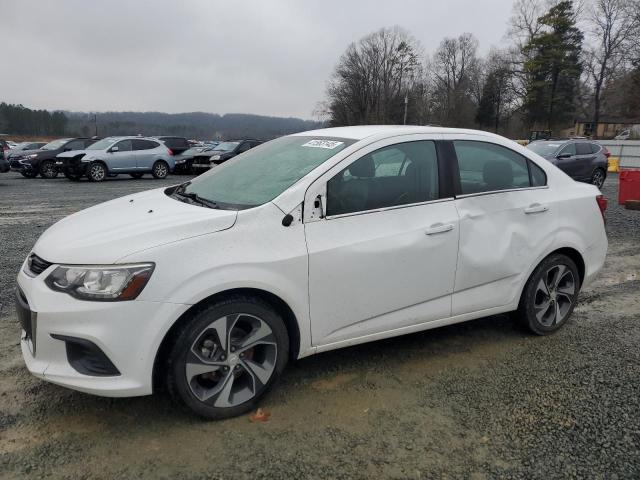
[57, 136, 176, 182]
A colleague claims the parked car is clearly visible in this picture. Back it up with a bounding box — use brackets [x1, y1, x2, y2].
[154, 136, 193, 174]
[191, 140, 262, 172]
[614, 125, 640, 140]
[16, 126, 607, 419]
[58, 136, 175, 181]
[0, 139, 10, 159]
[10, 141, 47, 151]
[8, 137, 98, 178]
[527, 139, 609, 189]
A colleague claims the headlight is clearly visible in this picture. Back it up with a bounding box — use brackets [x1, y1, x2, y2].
[211, 155, 221, 160]
[45, 263, 154, 301]
[175, 159, 186, 164]
[26, 154, 38, 159]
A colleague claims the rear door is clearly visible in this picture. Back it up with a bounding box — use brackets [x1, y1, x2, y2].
[445, 134, 557, 315]
[556, 142, 581, 178]
[304, 135, 460, 347]
[574, 142, 596, 180]
[132, 139, 159, 170]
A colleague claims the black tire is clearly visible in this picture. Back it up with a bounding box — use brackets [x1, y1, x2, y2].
[166, 295, 289, 420]
[152, 160, 169, 179]
[129, 172, 144, 179]
[64, 171, 82, 181]
[87, 162, 107, 182]
[517, 253, 580, 335]
[21, 170, 38, 178]
[590, 168, 606, 189]
[39, 160, 59, 179]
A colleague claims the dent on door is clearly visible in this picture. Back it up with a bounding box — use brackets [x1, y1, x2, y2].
[452, 190, 557, 315]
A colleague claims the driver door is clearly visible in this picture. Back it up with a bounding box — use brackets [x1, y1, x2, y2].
[106, 139, 134, 171]
[304, 135, 459, 348]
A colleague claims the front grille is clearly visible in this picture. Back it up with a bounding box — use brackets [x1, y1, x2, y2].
[27, 254, 52, 276]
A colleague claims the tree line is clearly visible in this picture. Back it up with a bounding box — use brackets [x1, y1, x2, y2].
[320, 0, 640, 138]
[0, 103, 67, 135]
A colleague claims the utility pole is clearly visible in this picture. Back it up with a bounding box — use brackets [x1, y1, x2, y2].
[93, 114, 98, 137]
[403, 93, 408, 125]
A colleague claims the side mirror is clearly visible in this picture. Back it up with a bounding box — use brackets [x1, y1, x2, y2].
[557, 153, 571, 159]
[110, 146, 119, 153]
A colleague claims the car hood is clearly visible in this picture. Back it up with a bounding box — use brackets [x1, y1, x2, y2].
[56, 149, 88, 158]
[33, 187, 238, 264]
[7, 148, 44, 158]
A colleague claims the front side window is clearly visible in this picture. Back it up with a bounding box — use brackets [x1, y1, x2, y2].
[326, 141, 439, 216]
[454, 141, 536, 194]
[182, 136, 354, 209]
[115, 140, 133, 152]
[559, 143, 576, 156]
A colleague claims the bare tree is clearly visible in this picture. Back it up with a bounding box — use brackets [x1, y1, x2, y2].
[584, 0, 640, 135]
[325, 27, 422, 126]
[431, 33, 480, 126]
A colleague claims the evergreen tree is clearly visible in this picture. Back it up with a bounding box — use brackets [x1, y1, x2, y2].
[522, 1, 583, 131]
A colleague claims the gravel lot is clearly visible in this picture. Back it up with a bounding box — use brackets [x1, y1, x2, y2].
[0, 172, 639, 479]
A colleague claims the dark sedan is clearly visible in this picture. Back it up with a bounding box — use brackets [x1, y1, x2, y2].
[527, 139, 608, 189]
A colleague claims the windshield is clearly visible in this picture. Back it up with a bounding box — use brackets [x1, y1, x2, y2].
[213, 141, 239, 152]
[527, 142, 562, 156]
[182, 136, 354, 208]
[42, 138, 72, 150]
[87, 138, 119, 150]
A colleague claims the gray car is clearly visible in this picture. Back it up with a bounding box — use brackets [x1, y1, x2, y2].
[57, 136, 175, 182]
[527, 139, 608, 189]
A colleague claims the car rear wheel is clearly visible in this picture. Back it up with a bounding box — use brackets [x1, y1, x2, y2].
[166, 296, 289, 419]
[129, 173, 144, 179]
[590, 168, 605, 189]
[517, 254, 580, 335]
[87, 162, 107, 182]
[152, 160, 169, 179]
[39, 161, 58, 179]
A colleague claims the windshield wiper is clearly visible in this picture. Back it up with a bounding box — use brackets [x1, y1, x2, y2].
[172, 187, 219, 209]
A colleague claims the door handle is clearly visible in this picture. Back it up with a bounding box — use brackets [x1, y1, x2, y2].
[524, 203, 548, 214]
[425, 223, 454, 235]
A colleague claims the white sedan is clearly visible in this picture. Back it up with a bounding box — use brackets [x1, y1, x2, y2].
[16, 126, 607, 419]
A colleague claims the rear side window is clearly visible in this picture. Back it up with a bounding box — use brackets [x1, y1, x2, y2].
[529, 161, 547, 187]
[327, 140, 439, 216]
[454, 141, 531, 194]
[576, 143, 591, 155]
[590, 143, 601, 154]
[133, 139, 159, 150]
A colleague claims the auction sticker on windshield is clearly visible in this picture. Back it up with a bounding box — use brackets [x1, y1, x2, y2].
[302, 140, 344, 149]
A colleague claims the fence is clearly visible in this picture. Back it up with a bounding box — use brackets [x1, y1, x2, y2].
[598, 140, 640, 169]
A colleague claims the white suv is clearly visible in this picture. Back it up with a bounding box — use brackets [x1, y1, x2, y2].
[16, 126, 607, 419]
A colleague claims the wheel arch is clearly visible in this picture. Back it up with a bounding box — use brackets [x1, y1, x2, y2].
[152, 287, 301, 393]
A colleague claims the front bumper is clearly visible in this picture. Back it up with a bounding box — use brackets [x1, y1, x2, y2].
[9, 158, 34, 173]
[16, 260, 190, 397]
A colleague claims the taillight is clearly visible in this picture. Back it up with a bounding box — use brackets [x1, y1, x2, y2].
[602, 147, 611, 158]
[596, 195, 607, 223]
[167, 148, 174, 156]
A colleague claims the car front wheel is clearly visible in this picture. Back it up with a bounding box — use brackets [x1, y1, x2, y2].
[517, 254, 580, 335]
[590, 168, 605, 189]
[39, 161, 58, 179]
[87, 162, 107, 182]
[166, 296, 289, 419]
[152, 160, 169, 179]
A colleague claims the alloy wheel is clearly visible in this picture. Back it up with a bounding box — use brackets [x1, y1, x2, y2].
[90, 164, 106, 181]
[591, 169, 605, 189]
[533, 264, 576, 327]
[41, 162, 57, 178]
[186, 313, 278, 407]
[154, 162, 168, 178]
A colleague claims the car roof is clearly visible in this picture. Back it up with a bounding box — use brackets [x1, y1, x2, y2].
[291, 125, 501, 140]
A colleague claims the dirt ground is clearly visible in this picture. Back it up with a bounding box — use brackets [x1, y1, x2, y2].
[0, 172, 639, 479]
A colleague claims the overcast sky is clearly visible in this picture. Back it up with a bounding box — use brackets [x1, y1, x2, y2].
[2, 0, 515, 119]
